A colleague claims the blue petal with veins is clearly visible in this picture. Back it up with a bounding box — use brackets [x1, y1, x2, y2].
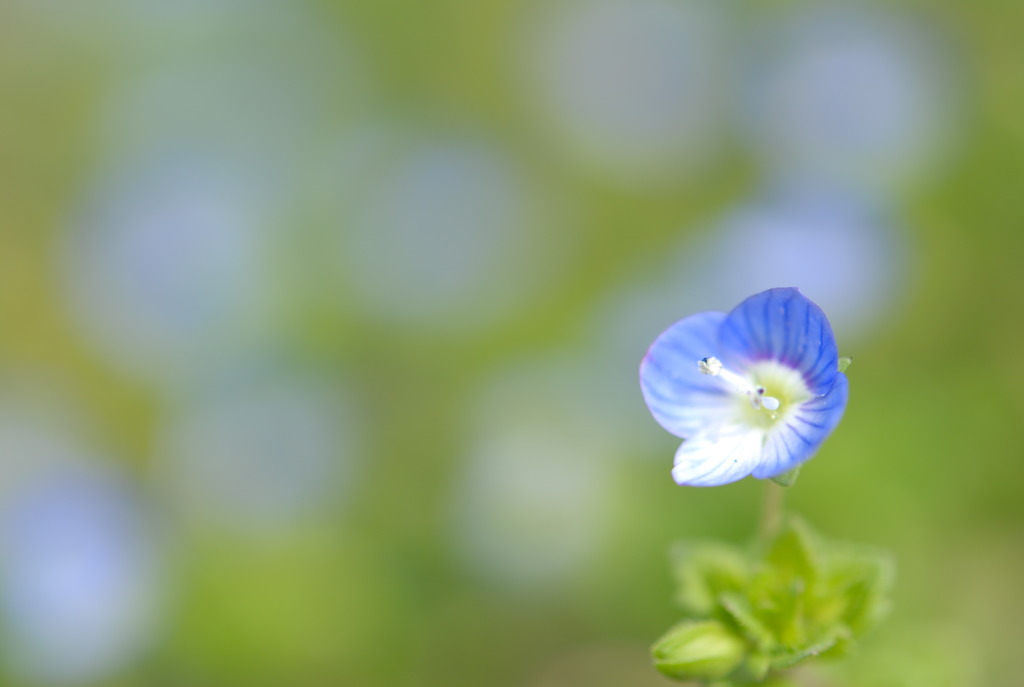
[640, 288, 848, 486]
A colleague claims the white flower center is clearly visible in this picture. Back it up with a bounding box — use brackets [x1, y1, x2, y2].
[698, 356, 812, 427]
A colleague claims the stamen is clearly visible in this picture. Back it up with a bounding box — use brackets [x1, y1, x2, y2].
[697, 357, 722, 376]
[698, 357, 754, 394]
[697, 356, 781, 413]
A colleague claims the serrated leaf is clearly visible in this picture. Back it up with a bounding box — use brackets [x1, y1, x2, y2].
[818, 625, 855, 660]
[837, 554, 895, 635]
[776, 579, 807, 648]
[769, 629, 843, 670]
[817, 546, 895, 637]
[719, 591, 776, 651]
[765, 517, 821, 587]
[743, 651, 772, 682]
[670, 541, 750, 617]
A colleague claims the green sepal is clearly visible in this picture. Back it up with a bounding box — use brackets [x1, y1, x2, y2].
[837, 356, 853, 373]
[651, 619, 747, 682]
[769, 465, 801, 487]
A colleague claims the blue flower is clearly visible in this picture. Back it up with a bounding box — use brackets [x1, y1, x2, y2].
[640, 288, 848, 486]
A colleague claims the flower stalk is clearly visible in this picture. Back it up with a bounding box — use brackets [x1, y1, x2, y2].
[758, 481, 786, 544]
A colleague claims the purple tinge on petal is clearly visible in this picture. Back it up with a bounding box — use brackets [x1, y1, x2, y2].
[672, 423, 765, 487]
[752, 373, 849, 479]
[718, 287, 839, 395]
[640, 311, 734, 439]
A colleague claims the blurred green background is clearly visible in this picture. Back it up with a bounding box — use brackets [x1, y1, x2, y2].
[0, 0, 1021, 685]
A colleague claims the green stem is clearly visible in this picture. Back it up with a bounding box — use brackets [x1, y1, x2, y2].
[759, 480, 785, 543]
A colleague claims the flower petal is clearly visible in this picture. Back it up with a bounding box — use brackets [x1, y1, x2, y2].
[718, 288, 838, 395]
[752, 373, 849, 479]
[672, 423, 765, 487]
[640, 312, 734, 439]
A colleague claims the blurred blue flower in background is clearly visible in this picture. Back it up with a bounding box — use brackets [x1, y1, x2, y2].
[0, 413, 164, 685]
[741, 2, 955, 196]
[58, 151, 285, 385]
[666, 183, 907, 343]
[55, 0, 359, 386]
[518, 0, 733, 187]
[330, 132, 559, 333]
[640, 288, 848, 486]
[93, 2, 351, 182]
[155, 367, 357, 538]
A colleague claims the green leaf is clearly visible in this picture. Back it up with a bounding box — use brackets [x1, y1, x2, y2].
[775, 578, 808, 648]
[743, 651, 772, 682]
[765, 517, 821, 587]
[829, 549, 896, 635]
[653, 518, 895, 684]
[651, 620, 747, 682]
[769, 628, 846, 670]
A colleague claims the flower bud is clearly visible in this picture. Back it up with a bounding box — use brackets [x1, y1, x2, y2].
[651, 619, 746, 681]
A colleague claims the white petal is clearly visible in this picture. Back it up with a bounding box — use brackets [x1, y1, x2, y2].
[671, 423, 765, 487]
